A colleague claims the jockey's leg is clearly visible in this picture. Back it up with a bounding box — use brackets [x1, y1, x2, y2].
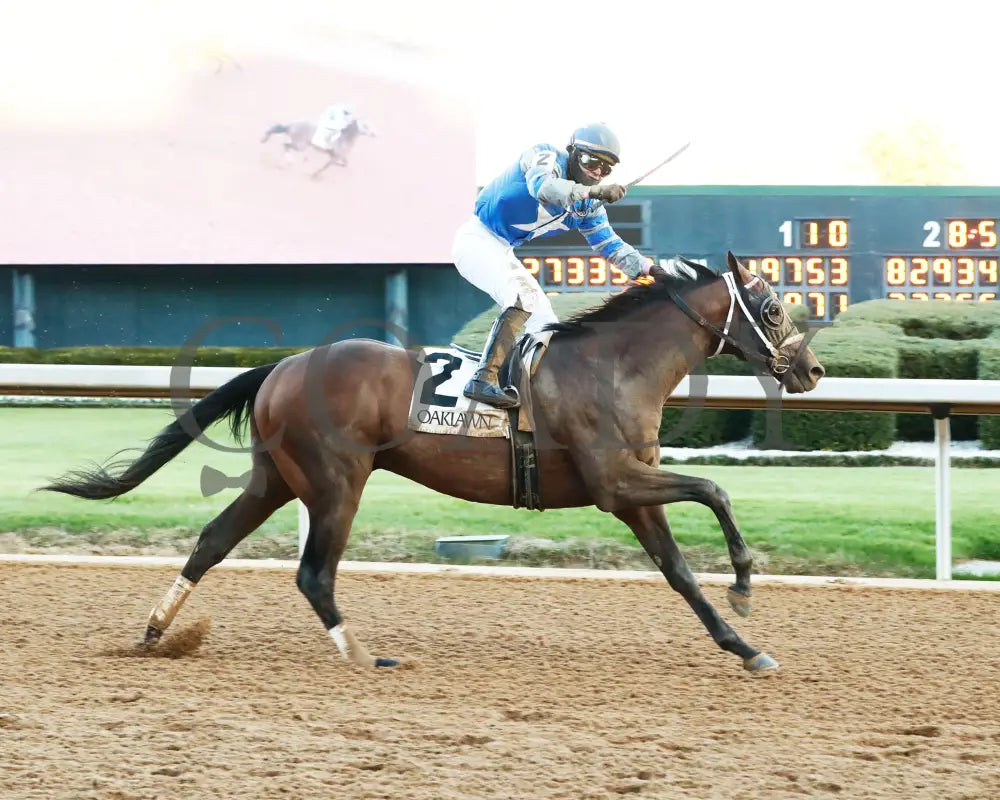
[311, 123, 337, 150]
[462, 305, 530, 408]
[524, 292, 557, 336]
[452, 216, 540, 408]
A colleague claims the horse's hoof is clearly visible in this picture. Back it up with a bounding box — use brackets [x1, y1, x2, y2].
[743, 652, 779, 674]
[143, 625, 163, 646]
[375, 657, 398, 668]
[727, 585, 752, 617]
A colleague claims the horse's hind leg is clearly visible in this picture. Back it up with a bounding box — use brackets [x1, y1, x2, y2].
[143, 457, 294, 644]
[295, 458, 397, 668]
[614, 505, 778, 674]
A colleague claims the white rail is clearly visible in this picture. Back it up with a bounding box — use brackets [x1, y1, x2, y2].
[4, 364, 1000, 580]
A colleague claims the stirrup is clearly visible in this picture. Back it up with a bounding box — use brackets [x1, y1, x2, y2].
[463, 379, 520, 409]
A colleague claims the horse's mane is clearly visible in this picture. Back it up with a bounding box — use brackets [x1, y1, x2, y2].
[546, 259, 720, 338]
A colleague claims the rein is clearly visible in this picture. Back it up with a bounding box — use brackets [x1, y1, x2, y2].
[666, 272, 790, 375]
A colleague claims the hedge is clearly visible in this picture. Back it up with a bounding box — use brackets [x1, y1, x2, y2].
[832, 299, 1000, 339]
[0, 345, 308, 367]
[836, 300, 1000, 443]
[750, 322, 900, 451]
[896, 338, 980, 440]
[980, 333, 1000, 450]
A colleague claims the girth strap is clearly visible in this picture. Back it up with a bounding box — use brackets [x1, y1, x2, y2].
[503, 345, 543, 511]
[506, 406, 542, 510]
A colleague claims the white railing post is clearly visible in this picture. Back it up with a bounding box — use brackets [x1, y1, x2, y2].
[933, 410, 952, 581]
[297, 500, 309, 558]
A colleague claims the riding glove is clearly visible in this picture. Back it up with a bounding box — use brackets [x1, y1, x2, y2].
[589, 184, 627, 203]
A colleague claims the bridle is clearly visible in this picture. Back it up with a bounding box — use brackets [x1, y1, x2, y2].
[666, 271, 793, 376]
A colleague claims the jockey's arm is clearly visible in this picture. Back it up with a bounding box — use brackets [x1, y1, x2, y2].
[520, 145, 591, 208]
[579, 208, 653, 278]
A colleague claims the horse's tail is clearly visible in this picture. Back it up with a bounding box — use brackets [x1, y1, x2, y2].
[39, 364, 280, 500]
[260, 123, 288, 143]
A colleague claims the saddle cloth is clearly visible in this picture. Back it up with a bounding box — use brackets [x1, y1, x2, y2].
[407, 331, 551, 438]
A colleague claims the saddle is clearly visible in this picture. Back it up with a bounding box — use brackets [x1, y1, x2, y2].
[450, 329, 552, 396]
[426, 330, 552, 511]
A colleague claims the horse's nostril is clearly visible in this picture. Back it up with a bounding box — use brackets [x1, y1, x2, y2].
[810, 365, 825, 381]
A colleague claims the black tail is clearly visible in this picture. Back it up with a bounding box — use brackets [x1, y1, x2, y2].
[260, 123, 288, 143]
[39, 363, 280, 500]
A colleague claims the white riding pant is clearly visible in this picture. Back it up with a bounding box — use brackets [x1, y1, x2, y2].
[451, 216, 557, 335]
[311, 123, 345, 150]
[312, 107, 350, 149]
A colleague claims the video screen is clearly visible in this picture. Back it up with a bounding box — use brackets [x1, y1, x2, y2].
[0, 3, 475, 264]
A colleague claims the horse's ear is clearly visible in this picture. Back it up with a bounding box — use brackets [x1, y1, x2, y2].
[726, 251, 742, 277]
[726, 251, 754, 286]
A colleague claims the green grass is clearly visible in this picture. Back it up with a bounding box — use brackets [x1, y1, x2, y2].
[2, 407, 998, 577]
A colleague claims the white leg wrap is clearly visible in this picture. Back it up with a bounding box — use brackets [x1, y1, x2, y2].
[147, 575, 195, 632]
[329, 623, 375, 667]
[330, 624, 349, 658]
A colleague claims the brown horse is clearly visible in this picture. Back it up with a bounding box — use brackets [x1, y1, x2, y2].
[42, 252, 825, 674]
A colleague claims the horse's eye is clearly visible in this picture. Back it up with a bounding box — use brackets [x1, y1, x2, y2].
[762, 298, 784, 328]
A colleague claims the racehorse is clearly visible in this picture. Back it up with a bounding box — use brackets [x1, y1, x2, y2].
[260, 117, 377, 179]
[41, 252, 825, 674]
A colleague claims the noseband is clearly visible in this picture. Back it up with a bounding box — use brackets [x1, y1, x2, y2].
[666, 272, 791, 375]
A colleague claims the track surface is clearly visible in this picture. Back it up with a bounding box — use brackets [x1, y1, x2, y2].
[3, 563, 999, 799]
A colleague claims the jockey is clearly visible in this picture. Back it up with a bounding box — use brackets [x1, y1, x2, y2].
[453, 122, 655, 409]
[312, 103, 354, 150]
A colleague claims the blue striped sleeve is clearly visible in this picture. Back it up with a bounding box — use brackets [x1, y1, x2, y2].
[579, 208, 646, 277]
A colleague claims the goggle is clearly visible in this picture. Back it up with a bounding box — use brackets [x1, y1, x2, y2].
[578, 151, 615, 176]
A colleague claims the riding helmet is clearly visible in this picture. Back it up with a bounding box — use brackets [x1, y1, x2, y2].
[567, 122, 621, 164]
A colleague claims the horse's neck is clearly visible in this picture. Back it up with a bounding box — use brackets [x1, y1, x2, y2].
[550, 292, 723, 398]
[651, 281, 731, 383]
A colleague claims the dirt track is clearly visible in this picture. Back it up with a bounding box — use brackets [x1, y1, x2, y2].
[2, 563, 999, 799]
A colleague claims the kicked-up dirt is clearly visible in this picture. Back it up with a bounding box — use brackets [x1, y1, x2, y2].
[2, 563, 999, 799]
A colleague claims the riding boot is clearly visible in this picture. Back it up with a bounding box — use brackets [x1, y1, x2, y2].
[463, 306, 531, 408]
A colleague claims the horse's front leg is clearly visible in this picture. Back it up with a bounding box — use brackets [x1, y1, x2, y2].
[613, 506, 777, 673]
[311, 152, 337, 179]
[331, 148, 348, 167]
[593, 458, 755, 617]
